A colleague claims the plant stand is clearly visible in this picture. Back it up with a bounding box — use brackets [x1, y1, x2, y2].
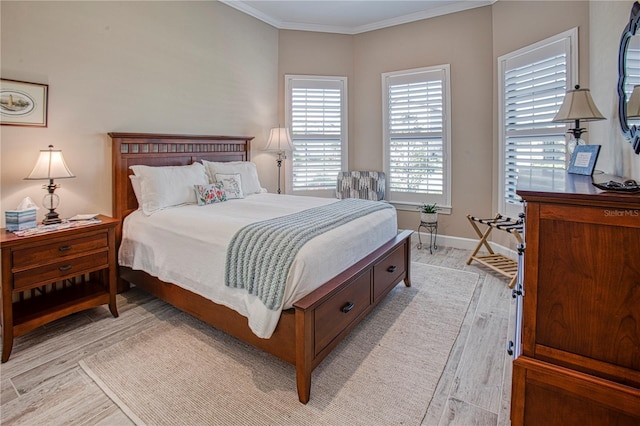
[417, 220, 438, 254]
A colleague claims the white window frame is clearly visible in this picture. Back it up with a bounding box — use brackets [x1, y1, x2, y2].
[498, 28, 578, 218]
[382, 65, 452, 212]
[284, 74, 348, 197]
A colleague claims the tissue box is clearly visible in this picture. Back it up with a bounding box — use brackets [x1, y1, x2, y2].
[5, 209, 37, 231]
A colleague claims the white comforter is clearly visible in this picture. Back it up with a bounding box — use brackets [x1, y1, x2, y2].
[119, 193, 397, 338]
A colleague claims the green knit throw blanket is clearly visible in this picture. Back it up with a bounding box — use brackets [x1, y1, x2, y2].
[225, 198, 393, 310]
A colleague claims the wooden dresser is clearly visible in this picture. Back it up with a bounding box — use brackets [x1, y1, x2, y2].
[511, 171, 640, 425]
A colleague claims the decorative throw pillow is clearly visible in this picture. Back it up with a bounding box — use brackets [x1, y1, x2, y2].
[215, 173, 244, 199]
[194, 183, 227, 206]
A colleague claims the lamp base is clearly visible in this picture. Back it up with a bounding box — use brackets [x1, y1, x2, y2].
[42, 210, 62, 225]
[275, 151, 286, 194]
[568, 137, 585, 154]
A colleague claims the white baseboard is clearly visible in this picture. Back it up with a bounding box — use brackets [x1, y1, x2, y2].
[401, 228, 517, 258]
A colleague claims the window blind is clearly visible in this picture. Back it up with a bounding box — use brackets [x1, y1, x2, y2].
[383, 66, 450, 206]
[286, 77, 346, 191]
[501, 35, 572, 209]
[626, 35, 640, 94]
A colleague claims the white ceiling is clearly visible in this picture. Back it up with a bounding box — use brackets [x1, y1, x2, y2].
[220, 0, 495, 35]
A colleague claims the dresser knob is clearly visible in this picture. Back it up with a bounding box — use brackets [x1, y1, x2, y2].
[58, 265, 72, 272]
[387, 265, 397, 273]
[59, 246, 72, 252]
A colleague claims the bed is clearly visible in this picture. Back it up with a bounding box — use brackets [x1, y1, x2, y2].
[110, 132, 412, 403]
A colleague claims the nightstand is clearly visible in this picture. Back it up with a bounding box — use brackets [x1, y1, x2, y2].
[0, 215, 119, 362]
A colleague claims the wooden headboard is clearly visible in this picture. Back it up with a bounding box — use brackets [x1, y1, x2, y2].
[109, 132, 253, 239]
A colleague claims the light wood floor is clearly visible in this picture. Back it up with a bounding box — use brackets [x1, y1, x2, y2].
[1, 240, 514, 425]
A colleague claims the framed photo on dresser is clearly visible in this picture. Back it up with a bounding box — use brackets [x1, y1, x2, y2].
[568, 144, 600, 175]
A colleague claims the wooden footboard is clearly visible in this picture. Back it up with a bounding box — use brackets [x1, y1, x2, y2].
[120, 229, 412, 403]
[110, 133, 413, 403]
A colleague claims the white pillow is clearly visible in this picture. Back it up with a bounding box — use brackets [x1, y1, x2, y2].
[202, 160, 265, 195]
[129, 175, 142, 208]
[215, 173, 244, 199]
[129, 163, 209, 215]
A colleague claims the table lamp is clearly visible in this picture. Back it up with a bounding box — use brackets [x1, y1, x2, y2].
[24, 145, 75, 224]
[552, 85, 605, 154]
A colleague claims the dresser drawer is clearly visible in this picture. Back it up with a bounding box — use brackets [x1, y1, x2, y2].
[314, 270, 371, 354]
[12, 232, 108, 269]
[373, 243, 406, 301]
[512, 357, 640, 425]
[13, 251, 109, 291]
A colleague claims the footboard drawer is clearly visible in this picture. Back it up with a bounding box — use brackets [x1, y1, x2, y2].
[373, 243, 406, 301]
[314, 270, 371, 354]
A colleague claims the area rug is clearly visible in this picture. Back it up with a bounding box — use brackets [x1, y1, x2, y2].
[80, 262, 479, 425]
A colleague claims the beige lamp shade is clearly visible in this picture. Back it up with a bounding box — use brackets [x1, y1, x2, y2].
[627, 85, 640, 119]
[25, 145, 75, 180]
[264, 128, 293, 152]
[552, 85, 606, 123]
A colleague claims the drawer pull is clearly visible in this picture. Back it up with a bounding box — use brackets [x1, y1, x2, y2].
[58, 265, 72, 272]
[387, 265, 397, 273]
[507, 340, 514, 356]
[58, 245, 72, 252]
[341, 302, 355, 313]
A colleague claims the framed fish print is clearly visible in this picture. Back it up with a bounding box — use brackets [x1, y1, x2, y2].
[0, 79, 48, 127]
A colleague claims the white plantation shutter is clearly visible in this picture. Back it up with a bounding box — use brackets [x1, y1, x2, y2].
[285, 76, 347, 193]
[382, 66, 451, 207]
[626, 45, 640, 127]
[499, 29, 577, 216]
[626, 35, 640, 93]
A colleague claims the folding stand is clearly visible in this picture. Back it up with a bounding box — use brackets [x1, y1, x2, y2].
[466, 213, 523, 288]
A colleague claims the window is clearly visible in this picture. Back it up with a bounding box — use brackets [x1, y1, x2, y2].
[382, 65, 451, 208]
[498, 28, 578, 217]
[285, 75, 347, 195]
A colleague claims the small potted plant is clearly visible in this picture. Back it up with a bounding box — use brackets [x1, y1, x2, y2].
[418, 202, 438, 223]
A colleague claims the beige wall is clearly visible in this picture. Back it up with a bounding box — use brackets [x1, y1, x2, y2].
[2, 0, 636, 242]
[352, 7, 494, 238]
[278, 2, 593, 240]
[490, 0, 591, 248]
[0, 1, 279, 225]
[590, 0, 640, 180]
[279, 8, 494, 237]
[277, 31, 354, 195]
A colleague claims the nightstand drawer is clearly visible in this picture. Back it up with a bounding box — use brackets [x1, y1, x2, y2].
[12, 233, 108, 269]
[13, 251, 109, 291]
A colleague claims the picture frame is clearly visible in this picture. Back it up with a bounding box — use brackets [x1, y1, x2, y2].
[0, 79, 48, 127]
[568, 144, 600, 175]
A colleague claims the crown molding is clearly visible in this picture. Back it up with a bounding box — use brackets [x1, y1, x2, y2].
[220, 0, 496, 35]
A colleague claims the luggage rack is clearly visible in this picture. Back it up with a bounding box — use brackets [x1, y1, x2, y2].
[466, 214, 523, 288]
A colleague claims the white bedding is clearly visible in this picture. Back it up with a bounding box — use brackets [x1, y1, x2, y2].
[119, 193, 398, 338]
